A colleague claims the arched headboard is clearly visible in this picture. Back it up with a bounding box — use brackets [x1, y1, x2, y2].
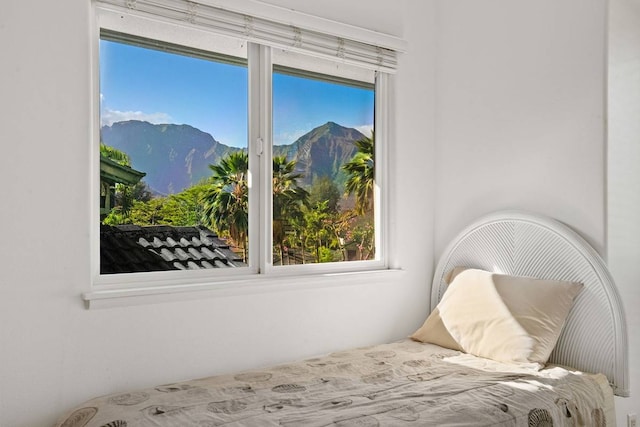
[431, 210, 629, 397]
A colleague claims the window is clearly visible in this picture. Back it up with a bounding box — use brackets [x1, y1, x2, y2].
[271, 66, 376, 266]
[92, 0, 399, 291]
[99, 31, 251, 274]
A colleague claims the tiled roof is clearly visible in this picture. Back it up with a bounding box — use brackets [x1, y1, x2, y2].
[100, 224, 246, 274]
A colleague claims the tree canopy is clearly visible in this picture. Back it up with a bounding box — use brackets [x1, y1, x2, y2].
[102, 139, 377, 264]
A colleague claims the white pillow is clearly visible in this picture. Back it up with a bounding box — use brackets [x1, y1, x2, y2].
[411, 268, 583, 368]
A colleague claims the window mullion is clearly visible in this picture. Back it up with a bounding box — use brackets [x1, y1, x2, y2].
[249, 43, 273, 273]
[247, 43, 262, 274]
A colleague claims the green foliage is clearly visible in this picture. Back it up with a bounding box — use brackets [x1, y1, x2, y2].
[343, 132, 374, 215]
[346, 215, 375, 260]
[112, 181, 144, 219]
[201, 151, 249, 261]
[295, 201, 334, 263]
[126, 198, 165, 225]
[309, 175, 340, 213]
[104, 142, 378, 264]
[318, 246, 335, 263]
[103, 184, 208, 227]
[129, 181, 153, 203]
[100, 143, 131, 166]
[102, 209, 130, 226]
[272, 155, 309, 265]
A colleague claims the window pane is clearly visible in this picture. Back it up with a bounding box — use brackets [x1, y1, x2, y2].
[272, 67, 375, 265]
[99, 32, 249, 274]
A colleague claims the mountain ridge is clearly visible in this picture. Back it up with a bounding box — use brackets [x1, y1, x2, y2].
[101, 120, 367, 195]
[273, 121, 366, 188]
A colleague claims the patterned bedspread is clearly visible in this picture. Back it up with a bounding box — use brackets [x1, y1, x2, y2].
[56, 339, 614, 426]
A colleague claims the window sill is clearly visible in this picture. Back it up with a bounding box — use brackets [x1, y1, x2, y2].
[83, 268, 405, 309]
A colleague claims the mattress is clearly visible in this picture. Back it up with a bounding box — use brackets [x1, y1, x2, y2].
[56, 339, 614, 426]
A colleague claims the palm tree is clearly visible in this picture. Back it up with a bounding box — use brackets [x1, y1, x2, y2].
[202, 151, 249, 261]
[343, 132, 374, 215]
[272, 155, 309, 264]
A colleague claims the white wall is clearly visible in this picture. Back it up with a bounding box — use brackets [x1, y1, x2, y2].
[0, 1, 436, 425]
[433, 0, 607, 255]
[609, 0, 640, 422]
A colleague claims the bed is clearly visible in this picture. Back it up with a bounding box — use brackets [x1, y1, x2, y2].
[57, 210, 629, 427]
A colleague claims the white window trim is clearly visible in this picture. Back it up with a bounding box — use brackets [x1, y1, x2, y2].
[84, 268, 406, 309]
[87, 4, 398, 308]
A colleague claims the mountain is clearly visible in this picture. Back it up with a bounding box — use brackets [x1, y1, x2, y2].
[274, 122, 366, 188]
[101, 121, 241, 195]
[101, 120, 366, 194]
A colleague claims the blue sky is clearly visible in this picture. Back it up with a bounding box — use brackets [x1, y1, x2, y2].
[100, 39, 374, 148]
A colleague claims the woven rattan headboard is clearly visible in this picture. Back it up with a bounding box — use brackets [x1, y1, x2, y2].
[431, 210, 629, 396]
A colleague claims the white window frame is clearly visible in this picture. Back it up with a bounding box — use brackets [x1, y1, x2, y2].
[86, 3, 398, 308]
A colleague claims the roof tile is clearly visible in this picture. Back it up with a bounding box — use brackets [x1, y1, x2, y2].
[100, 224, 245, 274]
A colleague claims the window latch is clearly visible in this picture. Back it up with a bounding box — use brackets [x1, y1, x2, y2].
[256, 137, 264, 156]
